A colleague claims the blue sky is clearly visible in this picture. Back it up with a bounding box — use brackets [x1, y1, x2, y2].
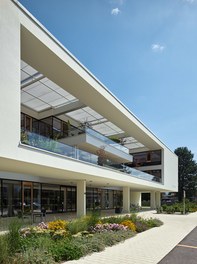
[19, 0, 197, 158]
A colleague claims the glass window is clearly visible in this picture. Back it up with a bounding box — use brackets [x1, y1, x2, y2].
[66, 187, 76, 211]
[86, 188, 101, 210]
[23, 182, 32, 213]
[33, 183, 41, 212]
[86, 188, 94, 209]
[2, 180, 22, 217]
[41, 184, 61, 213]
[131, 150, 161, 167]
[113, 190, 122, 208]
[60, 187, 66, 212]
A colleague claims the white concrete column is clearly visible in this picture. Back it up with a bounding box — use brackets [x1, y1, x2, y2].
[77, 180, 86, 217]
[130, 192, 141, 206]
[155, 191, 161, 208]
[123, 186, 130, 213]
[150, 191, 156, 209]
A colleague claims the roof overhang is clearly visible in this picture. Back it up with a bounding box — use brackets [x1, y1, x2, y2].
[18, 5, 166, 153]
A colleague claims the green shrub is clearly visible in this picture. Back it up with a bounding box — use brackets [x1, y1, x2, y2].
[7, 219, 22, 254]
[99, 230, 134, 246]
[101, 216, 122, 224]
[156, 206, 163, 214]
[162, 204, 167, 211]
[146, 218, 163, 228]
[73, 230, 134, 255]
[49, 238, 83, 262]
[165, 206, 175, 214]
[0, 234, 9, 263]
[86, 211, 100, 229]
[172, 203, 181, 212]
[12, 248, 55, 264]
[20, 234, 53, 252]
[77, 235, 106, 253]
[67, 217, 88, 235]
[135, 220, 149, 232]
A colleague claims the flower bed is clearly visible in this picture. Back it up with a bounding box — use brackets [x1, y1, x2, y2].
[0, 214, 163, 263]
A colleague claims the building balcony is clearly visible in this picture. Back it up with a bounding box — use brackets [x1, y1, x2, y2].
[59, 126, 132, 163]
[21, 130, 162, 184]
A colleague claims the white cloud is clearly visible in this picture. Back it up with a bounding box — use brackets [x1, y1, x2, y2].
[151, 44, 165, 52]
[111, 8, 121, 15]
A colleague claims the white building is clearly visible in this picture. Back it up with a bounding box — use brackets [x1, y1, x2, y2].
[0, 0, 178, 218]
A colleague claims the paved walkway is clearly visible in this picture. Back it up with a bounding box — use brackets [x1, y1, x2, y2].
[65, 211, 197, 264]
[158, 226, 197, 264]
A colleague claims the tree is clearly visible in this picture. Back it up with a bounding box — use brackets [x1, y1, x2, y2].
[174, 147, 197, 201]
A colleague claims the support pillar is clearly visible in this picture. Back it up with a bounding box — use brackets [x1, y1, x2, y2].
[130, 192, 141, 206]
[155, 191, 161, 208]
[77, 180, 86, 217]
[150, 191, 156, 209]
[123, 186, 130, 213]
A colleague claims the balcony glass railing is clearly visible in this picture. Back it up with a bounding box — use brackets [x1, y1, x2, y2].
[21, 130, 161, 183]
[21, 130, 98, 164]
[21, 113, 129, 154]
[85, 127, 129, 154]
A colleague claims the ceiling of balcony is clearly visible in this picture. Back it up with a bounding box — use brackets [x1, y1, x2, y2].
[21, 60, 146, 152]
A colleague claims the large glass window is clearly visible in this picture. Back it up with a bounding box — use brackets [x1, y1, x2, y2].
[60, 187, 67, 212]
[131, 150, 161, 167]
[41, 184, 61, 213]
[33, 183, 41, 212]
[66, 187, 76, 211]
[2, 180, 22, 217]
[86, 188, 101, 209]
[0, 178, 78, 217]
[113, 190, 122, 208]
[22, 182, 32, 213]
[101, 189, 109, 209]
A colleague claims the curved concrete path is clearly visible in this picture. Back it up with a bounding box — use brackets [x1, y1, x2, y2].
[65, 211, 197, 264]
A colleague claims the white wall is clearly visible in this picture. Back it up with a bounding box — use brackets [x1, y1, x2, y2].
[0, 0, 20, 157]
[163, 148, 178, 192]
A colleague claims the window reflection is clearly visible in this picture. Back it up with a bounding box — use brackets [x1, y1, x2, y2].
[2, 180, 22, 217]
[130, 150, 161, 167]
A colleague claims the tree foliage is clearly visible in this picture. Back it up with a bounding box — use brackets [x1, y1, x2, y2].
[174, 147, 197, 201]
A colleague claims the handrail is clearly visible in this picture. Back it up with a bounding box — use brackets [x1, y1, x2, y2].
[21, 130, 162, 184]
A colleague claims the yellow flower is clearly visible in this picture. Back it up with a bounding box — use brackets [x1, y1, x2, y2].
[120, 220, 136, 232]
[48, 219, 68, 231]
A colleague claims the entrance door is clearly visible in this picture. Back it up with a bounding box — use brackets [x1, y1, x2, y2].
[22, 182, 33, 214]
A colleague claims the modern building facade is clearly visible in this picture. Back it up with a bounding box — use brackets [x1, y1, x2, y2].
[0, 0, 178, 218]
